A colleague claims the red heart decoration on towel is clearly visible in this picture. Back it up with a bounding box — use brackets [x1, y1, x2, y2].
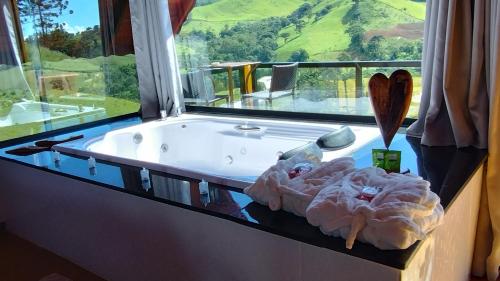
[368, 70, 413, 148]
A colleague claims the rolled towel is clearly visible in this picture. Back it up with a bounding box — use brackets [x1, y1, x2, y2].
[244, 151, 355, 216]
[305, 167, 444, 250]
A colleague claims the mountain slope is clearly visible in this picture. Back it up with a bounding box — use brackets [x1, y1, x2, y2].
[181, 0, 426, 61]
[183, 0, 314, 33]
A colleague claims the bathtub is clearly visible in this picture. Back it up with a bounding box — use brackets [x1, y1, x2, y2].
[54, 114, 380, 188]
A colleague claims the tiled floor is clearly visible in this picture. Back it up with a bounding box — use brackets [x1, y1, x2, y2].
[0, 231, 105, 281]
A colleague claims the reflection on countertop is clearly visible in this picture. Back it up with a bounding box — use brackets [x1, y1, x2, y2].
[0, 114, 487, 270]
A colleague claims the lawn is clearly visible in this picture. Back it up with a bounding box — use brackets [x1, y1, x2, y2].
[376, 0, 426, 21]
[0, 52, 140, 142]
[0, 96, 139, 142]
[276, 1, 352, 61]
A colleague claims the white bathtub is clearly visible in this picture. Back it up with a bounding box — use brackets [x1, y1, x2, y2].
[55, 114, 380, 188]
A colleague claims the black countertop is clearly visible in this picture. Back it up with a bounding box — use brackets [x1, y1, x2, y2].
[0, 113, 488, 270]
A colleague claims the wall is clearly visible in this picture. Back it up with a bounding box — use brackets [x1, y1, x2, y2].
[0, 159, 400, 281]
[401, 165, 483, 281]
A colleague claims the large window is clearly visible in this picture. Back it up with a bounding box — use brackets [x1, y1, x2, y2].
[174, 0, 425, 118]
[0, 0, 139, 142]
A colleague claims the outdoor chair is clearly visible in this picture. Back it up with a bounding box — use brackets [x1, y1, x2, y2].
[241, 62, 299, 107]
[182, 70, 229, 106]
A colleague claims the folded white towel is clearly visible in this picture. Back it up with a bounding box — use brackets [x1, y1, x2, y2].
[244, 150, 355, 216]
[245, 154, 444, 250]
[305, 167, 444, 249]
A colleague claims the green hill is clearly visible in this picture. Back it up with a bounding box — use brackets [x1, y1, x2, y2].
[183, 0, 314, 33]
[180, 0, 426, 61]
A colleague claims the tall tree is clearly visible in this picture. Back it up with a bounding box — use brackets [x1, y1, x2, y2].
[18, 0, 73, 36]
[365, 35, 384, 60]
[346, 23, 365, 57]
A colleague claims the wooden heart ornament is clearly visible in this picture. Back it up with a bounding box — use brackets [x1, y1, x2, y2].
[368, 70, 413, 148]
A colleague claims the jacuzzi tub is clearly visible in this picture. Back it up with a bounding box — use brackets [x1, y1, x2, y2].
[54, 114, 380, 188]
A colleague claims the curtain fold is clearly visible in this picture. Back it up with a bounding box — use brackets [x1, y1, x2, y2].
[0, 0, 18, 66]
[168, 0, 196, 35]
[409, 1, 500, 280]
[129, 0, 184, 119]
[407, 0, 490, 149]
[483, 1, 500, 279]
[0, 0, 32, 98]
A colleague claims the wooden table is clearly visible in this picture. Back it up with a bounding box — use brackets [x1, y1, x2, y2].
[204, 61, 260, 102]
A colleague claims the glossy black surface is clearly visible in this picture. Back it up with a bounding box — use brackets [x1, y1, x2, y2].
[0, 114, 487, 270]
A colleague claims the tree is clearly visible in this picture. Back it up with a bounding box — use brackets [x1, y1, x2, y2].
[295, 20, 305, 33]
[288, 49, 309, 62]
[314, 4, 334, 22]
[18, 0, 73, 36]
[205, 18, 283, 63]
[289, 3, 313, 20]
[280, 32, 291, 43]
[342, 0, 362, 25]
[72, 26, 102, 58]
[35, 25, 102, 59]
[37, 27, 72, 54]
[365, 35, 384, 60]
[346, 23, 365, 57]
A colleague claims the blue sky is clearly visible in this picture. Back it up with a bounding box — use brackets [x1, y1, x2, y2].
[22, 0, 100, 37]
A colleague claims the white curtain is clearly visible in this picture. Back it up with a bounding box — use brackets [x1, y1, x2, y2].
[129, 0, 184, 119]
[407, 1, 500, 280]
[0, 0, 32, 97]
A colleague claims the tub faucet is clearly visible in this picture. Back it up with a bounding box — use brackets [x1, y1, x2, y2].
[159, 107, 182, 120]
[160, 110, 167, 119]
[175, 107, 183, 117]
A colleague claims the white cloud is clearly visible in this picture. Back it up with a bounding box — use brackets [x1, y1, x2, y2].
[62, 22, 86, 34]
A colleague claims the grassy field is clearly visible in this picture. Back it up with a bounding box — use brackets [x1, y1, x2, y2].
[276, 1, 352, 61]
[0, 50, 140, 141]
[0, 96, 139, 142]
[181, 0, 426, 61]
[377, 0, 426, 20]
[183, 0, 313, 33]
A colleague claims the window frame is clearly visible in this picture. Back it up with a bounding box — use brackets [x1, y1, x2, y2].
[0, 0, 141, 145]
[0, 1, 421, 147]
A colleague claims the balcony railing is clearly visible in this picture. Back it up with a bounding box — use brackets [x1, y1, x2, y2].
[208, 60, 422, 99]
[262, 60, 421, 97]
